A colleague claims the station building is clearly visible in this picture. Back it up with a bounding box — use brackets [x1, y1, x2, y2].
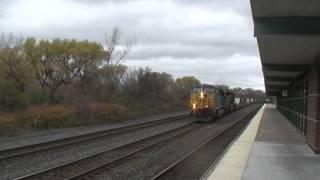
[205, 2, 320, 179]
[251, 0, 320, 153]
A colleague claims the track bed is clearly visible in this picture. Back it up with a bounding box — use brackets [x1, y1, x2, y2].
[0, 104, 261, 180]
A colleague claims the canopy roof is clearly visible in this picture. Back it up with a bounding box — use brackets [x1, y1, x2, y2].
[251, 0, 320, 96]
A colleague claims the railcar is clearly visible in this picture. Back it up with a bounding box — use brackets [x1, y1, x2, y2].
[190, 84, 236, 122]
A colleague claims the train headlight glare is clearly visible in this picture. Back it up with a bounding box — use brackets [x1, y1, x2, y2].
[192, 104, 196, 109]
[200, 92, 204, 98]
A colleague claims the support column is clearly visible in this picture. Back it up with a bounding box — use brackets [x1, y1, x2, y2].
[306, 62, 320, 153]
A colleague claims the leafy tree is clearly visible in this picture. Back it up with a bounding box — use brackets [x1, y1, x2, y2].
[121, 67, 176, 104]
[175, 76, 201, 99]
[94, 64, 127, 100]
[231, 87, 265, 102]
[70, 40, 105, 85]
[231, 87, 245, 96]
[0, 33, 33, 92]
[24, 38, 105, 103]
[0, 80, 26, 112]
[215, 84, 230, 92]
[24, 38, 69, 103]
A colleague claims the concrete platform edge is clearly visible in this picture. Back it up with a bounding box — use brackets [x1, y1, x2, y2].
[204, 104, 266, 180]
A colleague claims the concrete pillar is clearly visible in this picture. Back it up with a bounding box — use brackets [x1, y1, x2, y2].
[306, 62, 320, 153]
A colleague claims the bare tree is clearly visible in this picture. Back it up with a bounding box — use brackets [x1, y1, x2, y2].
[98, 27, 134, 98]
[104, 27, 133, 67]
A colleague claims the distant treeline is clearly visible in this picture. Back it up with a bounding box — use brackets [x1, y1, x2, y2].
[0, 29, 265, 130]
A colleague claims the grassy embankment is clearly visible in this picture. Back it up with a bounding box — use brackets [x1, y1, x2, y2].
[0, 102, 187, 137]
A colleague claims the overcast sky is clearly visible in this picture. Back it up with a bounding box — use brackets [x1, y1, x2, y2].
[0, 0, 264, 90]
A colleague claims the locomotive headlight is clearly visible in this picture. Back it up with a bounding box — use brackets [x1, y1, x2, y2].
[200, 92, 204, 98]
[192, 103, 196, 109]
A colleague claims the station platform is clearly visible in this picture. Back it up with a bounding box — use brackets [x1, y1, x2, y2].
[206, 104, 320, 180]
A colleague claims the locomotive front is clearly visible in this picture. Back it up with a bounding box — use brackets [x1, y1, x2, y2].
[190, 85, 215, 117]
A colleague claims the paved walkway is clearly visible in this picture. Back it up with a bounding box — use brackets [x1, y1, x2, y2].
[207, 104, 320, 180]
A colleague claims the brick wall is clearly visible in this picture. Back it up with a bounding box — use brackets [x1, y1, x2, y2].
[306, 63, 320, 153]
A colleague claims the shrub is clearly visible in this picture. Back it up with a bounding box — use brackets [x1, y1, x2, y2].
[87, 102, 128, 121]
[24, 84, 50, 104]
[17, 105, 72, 129]
[0, 80, 27, 112]
[0, 113, 15, 123]
[0, 113, 21, 136]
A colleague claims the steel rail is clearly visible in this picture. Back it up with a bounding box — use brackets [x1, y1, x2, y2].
[66, 106, 260, 180]
[0, 113, 189, 161]
[15, 121, 198, 180]
[151, 106, 260, 180]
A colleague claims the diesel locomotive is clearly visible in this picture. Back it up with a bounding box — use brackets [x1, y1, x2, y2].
[190, 84, 236, 121]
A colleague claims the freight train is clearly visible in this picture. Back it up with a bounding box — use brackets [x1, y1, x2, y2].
[190, 84, 239, 122]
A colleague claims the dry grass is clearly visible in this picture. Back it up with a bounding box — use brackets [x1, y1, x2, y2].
[0, 113, 15, 123]
[0, 113, 21, 136]
[16, 105, 73, 129]
[0, 101, 183, 137]
[0, 102, 129, 131]
[86, 102, 128, 121]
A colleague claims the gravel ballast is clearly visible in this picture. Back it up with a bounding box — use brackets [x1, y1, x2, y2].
[0, 116, 192, 180]
[23, 124, 199, 180]
[0, 111, 188, 151]
[72, 105, 260, 180]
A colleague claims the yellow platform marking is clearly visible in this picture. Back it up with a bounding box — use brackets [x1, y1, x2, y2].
[207, 104, 266, 180]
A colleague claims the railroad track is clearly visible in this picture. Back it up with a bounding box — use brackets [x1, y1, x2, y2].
[153, 105, 261, 180]
[0, 114, 193, 180]
[16, 123, 201, 180]
[20, 105, 260, 180]
[0, 113, 189, 162]
[3, 105, 261, 180]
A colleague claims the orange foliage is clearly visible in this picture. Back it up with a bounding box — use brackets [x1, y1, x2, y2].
[17, 105, 73, 128]
[87, 102, 127, 121]
[10, 103, 128, 130]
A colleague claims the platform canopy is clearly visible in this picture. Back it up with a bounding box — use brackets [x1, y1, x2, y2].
[251, 0, 320, 96]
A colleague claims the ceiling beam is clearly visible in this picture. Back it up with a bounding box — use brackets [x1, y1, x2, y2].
[265, 81, 291, 86]
[266, 91, 281, 97]
[262, 63, 309, 72]
[266, 85, 288, 90]
[265, 76, 296, 81]
[265, 89, 282, 92]
[288, 72, 309, 89]
[254, 17, 320, 36]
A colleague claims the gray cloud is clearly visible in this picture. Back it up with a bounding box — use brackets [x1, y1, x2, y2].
[0, 0, 264, 90]
[124, 55, 264, 90]
[129, 42, 258, 60]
